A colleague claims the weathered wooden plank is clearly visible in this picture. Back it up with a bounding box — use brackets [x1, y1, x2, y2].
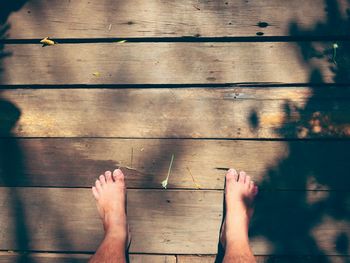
[1, 253, 348, 263]
[0, 252, 90, 263]
[4, 0, 350, 38]
[1, 188, 350, 255]
[1, 88, 349, 138]
[177, 255, 350, 263]
[0, 42, 341, 85]
[130, 254, 176, 263]
[0, 252, 176, 263]
[1, 139, 349, 190]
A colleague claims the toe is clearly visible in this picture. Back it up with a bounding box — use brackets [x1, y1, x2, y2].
[113, 169, 125, 182]
[245, 175, 251, 184]
[92, 186, 99, 200]
[112, 169, 119, 180]
[105, 171, 113, 183]
[95, 179, 102, 192]
[226, 168, 238, 181]
[239, 171, 246, 183]
[99, 174, 106, 185]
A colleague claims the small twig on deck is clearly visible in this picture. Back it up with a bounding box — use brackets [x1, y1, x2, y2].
[186, 166, 201, 189]
[161, 154, 175, 189]
[130, 147, 134, 168]
[332, 43, 338, 64]
[119, 165, 154, 178]
[124, 165, 137, 171]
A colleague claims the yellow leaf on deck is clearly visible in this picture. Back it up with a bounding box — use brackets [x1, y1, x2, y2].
[117, 40, 127, 43]
[40, 37, 56, 47]
[93, 72, 101, 77]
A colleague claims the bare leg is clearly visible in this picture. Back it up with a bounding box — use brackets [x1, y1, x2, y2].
[220, 168, 258, 263]
[89, 169, 129, 263]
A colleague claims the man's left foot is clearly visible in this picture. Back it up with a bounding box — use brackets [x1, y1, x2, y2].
[92, 169, 129, 246]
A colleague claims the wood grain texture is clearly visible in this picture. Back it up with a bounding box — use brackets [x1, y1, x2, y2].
[1, 87, 349, 138]
[1, 138, 349, 190]
[0, 252, 176, 263]
[1, 188, 350, 255]
[177, 255, 350, 263]
[5, 0, 350, 38]
[0, 42, 340, 85]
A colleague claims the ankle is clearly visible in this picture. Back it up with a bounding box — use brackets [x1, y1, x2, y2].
[103, 213, 127, 234]
[226, 212, 250, 227]
[225, 235, 250, 250]
[224, 215, 250, 243]
[103, 211, 127, 225]
[104, 223, 128, 238]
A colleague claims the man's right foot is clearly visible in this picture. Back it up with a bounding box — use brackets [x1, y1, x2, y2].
[220, 168, 258, 249]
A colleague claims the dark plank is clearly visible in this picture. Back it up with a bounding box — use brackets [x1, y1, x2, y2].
[1, 87, 349, 138]
[4, 0, 350, 38]
[1, 139, 349, 190]
[178, 255, 350, 263]
[0, 252, 176, 263]
[1, 188, 350, 255]
[0, 42, 340, 84]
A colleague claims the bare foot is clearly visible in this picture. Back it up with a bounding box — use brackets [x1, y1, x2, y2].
[220, 168, 258, 249]
[92, 169, 129, 246]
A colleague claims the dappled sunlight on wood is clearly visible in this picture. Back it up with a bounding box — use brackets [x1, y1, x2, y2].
[1, 0, 350, 260]
[1, 138, 291, 189]
[6, 0, 350, 38]
[2, 88, 349, 139]
[250, 236, 275, 255]
[0, 42, 338, 85]
[311, 215, 350, 256]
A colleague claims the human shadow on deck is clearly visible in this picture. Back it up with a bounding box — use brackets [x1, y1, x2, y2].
[0, 2, 96, 263]
[227, 0, 350, 262]
[1, 2, 32, 263]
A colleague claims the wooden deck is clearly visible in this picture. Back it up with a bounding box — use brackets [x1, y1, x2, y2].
[0, 0, 350, 262]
